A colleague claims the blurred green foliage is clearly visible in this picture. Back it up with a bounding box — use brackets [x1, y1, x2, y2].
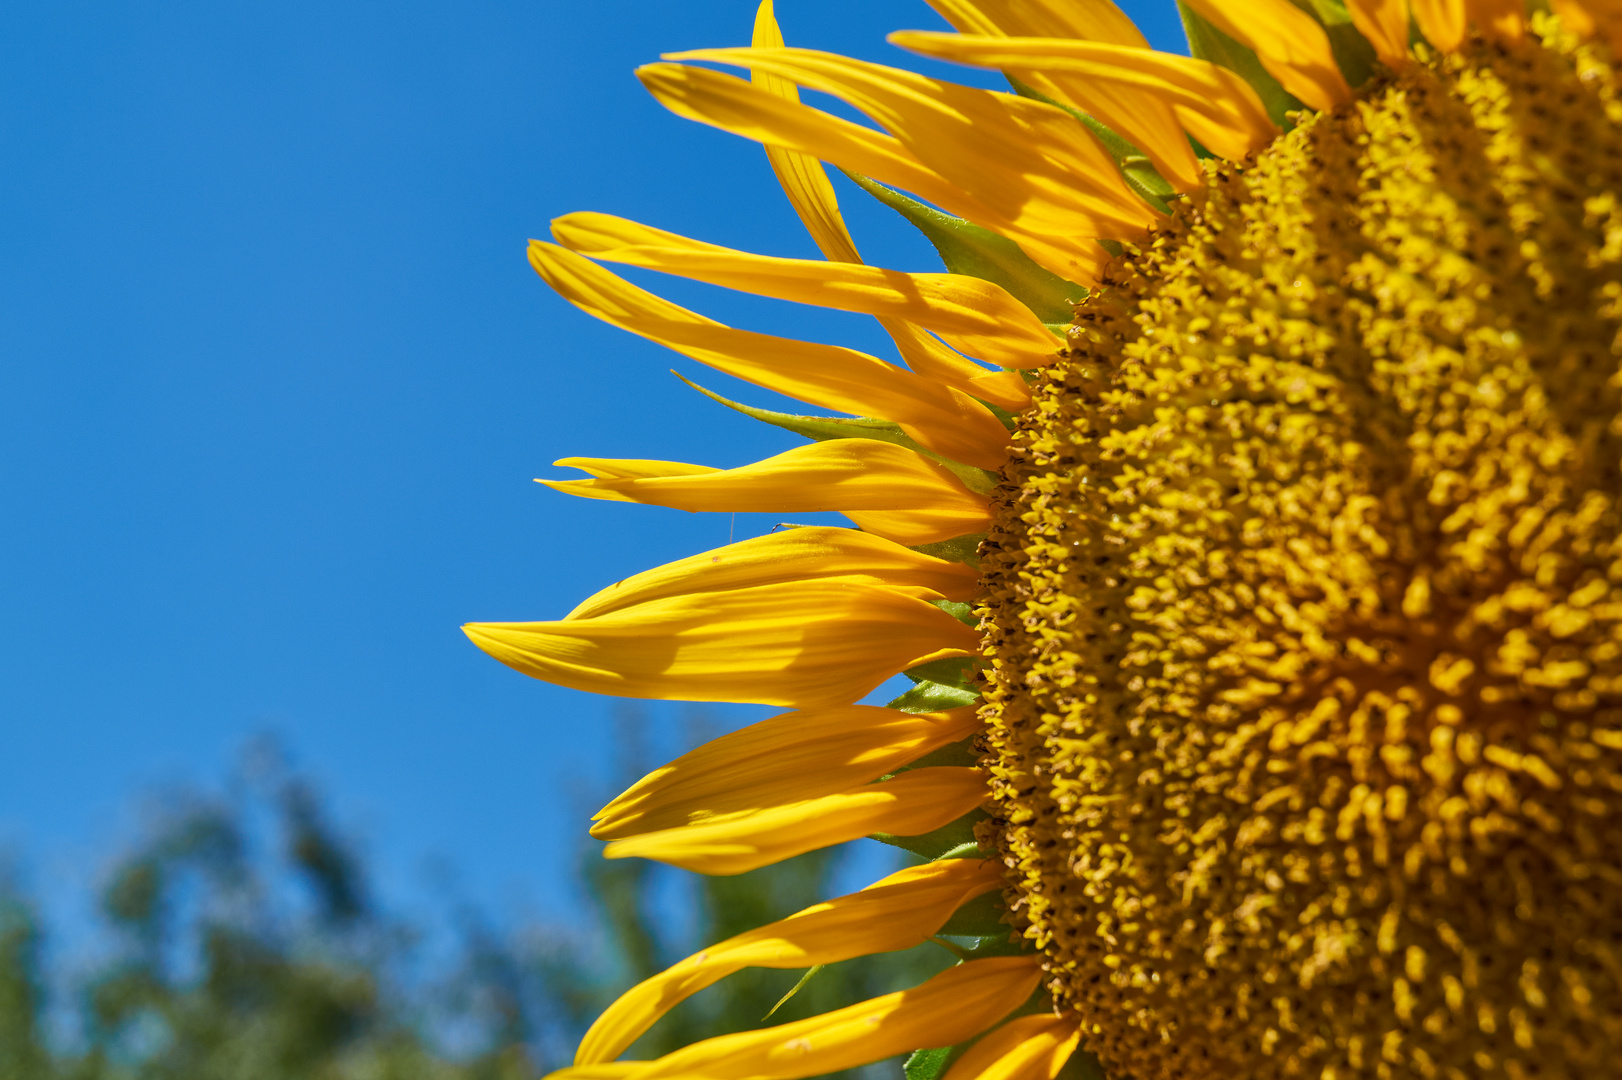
[0, 719, 951, 1079]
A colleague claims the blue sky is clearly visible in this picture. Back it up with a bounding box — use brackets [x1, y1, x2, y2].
[0, 0, 1185, 926]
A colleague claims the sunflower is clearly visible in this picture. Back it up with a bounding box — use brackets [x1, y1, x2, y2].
[465, 1, 1622, 1078]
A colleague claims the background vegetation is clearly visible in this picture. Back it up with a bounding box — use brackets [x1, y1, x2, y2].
[0, 715, 950, 1080]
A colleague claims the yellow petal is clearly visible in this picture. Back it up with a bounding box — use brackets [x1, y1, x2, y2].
[837, 507, 989, 546]
[890, 25, 1196, 189]
[552, 956, 1042, 1080]
[592, 703, 982, 838]
[1346, 0, 1412, 67]
[1410, 0, 1465, 49]
[940, 1014, 1082, 1080]
[602, 766, 990, 874]
[638, 60, 976, 227]
[752, 1, 864, 264]
[554, 1068, 642, 1080]
[746, 9, 1021, 406]
[551, 213, 1059, 369]
[920, 0, 1148, 48]
[1465, 0, 1525, 41]
[889, 31, 1275, 168]
[638, 61, 1110, 282]
[881, 317, 1024, 403]
[539, 439, 994, 546]
[529, 241, 1011, 469]
[1181, 0, 1351, 112]
[574, 858, 1006, 1065]
[968, 369, 1034, 411]
[902, 3, 1177, 183]
[668, 48, 1158, 276]
[568, 526, 980, 621]
[463, 580, 979, 709]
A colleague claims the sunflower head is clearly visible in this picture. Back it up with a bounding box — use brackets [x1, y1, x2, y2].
[985, 22, 1622, 1077]
[469, 4, 1622, 1080]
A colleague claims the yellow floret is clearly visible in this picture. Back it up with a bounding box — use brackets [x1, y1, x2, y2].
[981, 21, 1622, 1080]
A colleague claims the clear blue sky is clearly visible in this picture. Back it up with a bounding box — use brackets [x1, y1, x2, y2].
[0, 0, 1184, 925]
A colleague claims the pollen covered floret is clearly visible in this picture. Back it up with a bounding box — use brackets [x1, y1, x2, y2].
[980, 22, 1622, 1080]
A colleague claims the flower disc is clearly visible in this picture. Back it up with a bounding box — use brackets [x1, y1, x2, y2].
[981, 28, 1622, 1080]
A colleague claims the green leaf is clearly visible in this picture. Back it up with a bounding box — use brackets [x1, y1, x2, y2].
[1176, 1, 1305, 129]
[673, 372, 999, 495]
[872, 807, 988, 860]
[909, 533, 985, 570]
[839, 170, 1085, 325]
[1005, 77, 1177, 215]
[886, 679, 978, 713]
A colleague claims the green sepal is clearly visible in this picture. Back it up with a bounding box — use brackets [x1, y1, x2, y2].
[886, 679, 979, 713]
[936, 932, 1030, 960]
[895, 734, 979, 773]
[931, 599, 978, 628]
[1176, 1, 1304, 129]
[933, 840, 987, 861]
[839, 170, 1084, 326]
[675, 371, 919, 447]
[909, 533, 985, 570]
[762, 964, 824, 1020]
[673, 372, 998, 494]
[1293, 0, 1378, 88]
[904, 1046, 957, 1080]
[1058, 1048, 1111, 1080]
[935, 890, 1008, 937]
[978, 397, 1021, 430]
[1005, 77, 1177, 215]
[904, 656, 978, 690]
[871, 808, 987, 860]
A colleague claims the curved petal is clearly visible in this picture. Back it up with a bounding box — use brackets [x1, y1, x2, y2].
[1410, 0, 1465, 49]
[1346, 0, 1412, 67]
[584, 956, 1044, 1080]
[592, 703, 982, 838]
[637, 61, 984, 232]
[539, 439, 995, 546]
[602, 767, 991, 874]
[889, 32, 1275, 166]
[1465, 0, 1525, 41]
[746, 8, 1021, 405]
[669, 47, 1159, 274]
[463, 580, 979, 709]
[921, 0, 1149, 48]
[575, 858, 1006, 1064]
[637, 61, 1114, 281]
[752, 1, 864, 264]
[551, 213, 1060, 369]
[894, 27, 1196, 189]
[941, 1014, 1082, 1080]
[1181, 0, 1351, 112]
[530, 242, 1011, 469]
[567, 527, 980, 621]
